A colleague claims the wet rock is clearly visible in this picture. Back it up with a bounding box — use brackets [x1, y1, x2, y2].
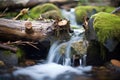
[24, 60, 36, 66]
[111, 7, 120, 16]
[20, 40, 50, 60]
[0, 50, 18, 66]
[0, 60, 5, 66]
[71, 40, 87, 55]
[86, 12, 120, 66]
[111, 59, 120, 68]
[86, 41, 106, 66]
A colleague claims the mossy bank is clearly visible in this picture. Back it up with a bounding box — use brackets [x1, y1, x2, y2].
[30, 3, 62, 19]
[75, 6, 115, 24]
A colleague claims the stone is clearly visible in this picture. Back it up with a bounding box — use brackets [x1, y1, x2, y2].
[111, 59, 120, 68]
[0, 50, 18, 66]
[30, 3, 62, 19]
[75, 6, 115, 24]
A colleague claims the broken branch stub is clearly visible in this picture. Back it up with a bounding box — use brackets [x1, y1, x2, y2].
[25, 21, 34, 34]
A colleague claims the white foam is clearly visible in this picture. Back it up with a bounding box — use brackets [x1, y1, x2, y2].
[14, 63, 92, 80]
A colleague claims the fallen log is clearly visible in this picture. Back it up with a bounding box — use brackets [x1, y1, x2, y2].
[0, 43, 18, 52]
[0, 0, 48, 11]
[0, 18, 71, 42]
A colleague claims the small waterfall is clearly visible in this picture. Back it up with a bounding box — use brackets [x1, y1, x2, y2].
[47, 41, 59, 63]
[47, 33, 83, 66]
[13, 8, 92, 80]
[47, 41, 66, 64]
[61, 8, 80, 28]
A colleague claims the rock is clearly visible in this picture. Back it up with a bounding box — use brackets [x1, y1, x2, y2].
[112, 7, 120, 16]
[86, 12, 120, 66]
[71, 40, 87, 55]
[59, 40, 87, 56]
[20, 40, 50, 60]
[74, 6, 115, 24]
[86, 40, 106, 66]
[0, 60, 5, 66]
[30, 3, 62, 19]
[41, 10, 61, 19]
[25, 60, 36, 66]
[111, 59, 120, 68]
[0, 50, 18, 66]
[91, 12, 120, 44]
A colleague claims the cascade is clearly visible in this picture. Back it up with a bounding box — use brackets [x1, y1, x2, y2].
[13, 8, 92, 80]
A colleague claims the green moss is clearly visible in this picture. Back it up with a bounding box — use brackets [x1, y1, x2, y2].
[3, 48, 24, 58]
[3, 50, 12, 55]
[41, 10, 62, 19]
[75, 6, 115, 24]
[75, 6, 99, 24]
[16, 48, 24, 58]
[98, 6, 115, 13]
[4, 12, 18, 19]
[30, 3, 61, 19]
[92, 12, 120, 43]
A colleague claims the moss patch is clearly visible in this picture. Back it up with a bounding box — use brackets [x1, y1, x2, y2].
[75, 6, 100, 24]
[30, 3, 62, 19]
[41, 10, 61, 19]
[98, 6, 115, 13]
[75, 6, 115, 24]
[92, 12, 120, 43]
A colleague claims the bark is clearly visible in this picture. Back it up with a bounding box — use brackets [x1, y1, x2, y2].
[0, 0, 78, 11]
[0, 18, 71, 42]
[0, 0, 48, 10]
[0, 43, 17, 52]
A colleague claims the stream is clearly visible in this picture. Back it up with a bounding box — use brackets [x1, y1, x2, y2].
[0, 8, 120, 80]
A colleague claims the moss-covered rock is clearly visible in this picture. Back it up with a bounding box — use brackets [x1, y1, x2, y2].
[0, 50, 18, 66]
[75, 6, 98, 24]
[112, 7, 120, 16]
[30, 3, 62, 19]
[59, 40, 87, 57]
[41, 10, 61, 19]
[92, 12, 120, 43]
[75, 6, 115, 24]
[99, 6, 115, 13]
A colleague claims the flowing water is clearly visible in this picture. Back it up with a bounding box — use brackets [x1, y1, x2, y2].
[12, 7, 91, 80]
[12, 7, 120, 80]
[13, 35, 92, 80]
[61, 8, 80, 28]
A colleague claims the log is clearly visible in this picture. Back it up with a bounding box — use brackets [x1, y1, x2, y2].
[0, 43, 18, 52]
[0, 18, 71, 42]
[0, 0, 48, 11]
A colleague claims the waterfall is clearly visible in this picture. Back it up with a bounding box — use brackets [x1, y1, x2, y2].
[46, 8, 86, 65]
[13, 8, 92, 80]
[61, 8, 80, 28]
[47, 32, 84, 66]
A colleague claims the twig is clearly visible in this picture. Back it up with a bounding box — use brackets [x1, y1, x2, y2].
[0, 43, 18, 52]
[6, 41, 39, 50]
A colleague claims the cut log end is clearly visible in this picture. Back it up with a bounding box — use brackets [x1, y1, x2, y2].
[25, 21, 34, 34]
[58, 20, 68, 26]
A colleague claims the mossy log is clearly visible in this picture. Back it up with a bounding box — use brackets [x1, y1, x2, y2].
[0, 18, 71, 42]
